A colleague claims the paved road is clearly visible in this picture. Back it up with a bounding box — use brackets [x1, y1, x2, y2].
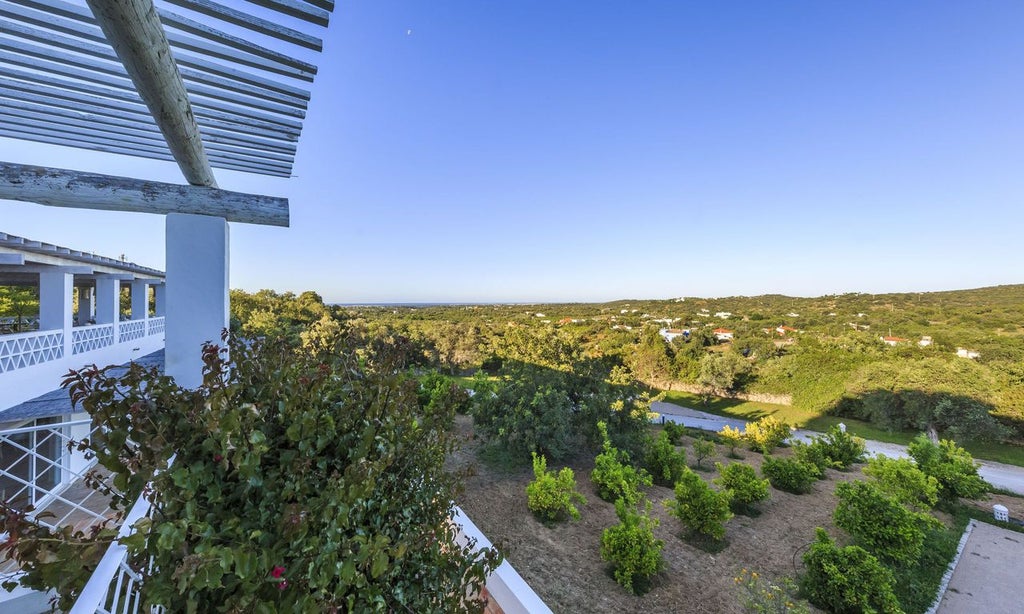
[651, 401, 1024, 496]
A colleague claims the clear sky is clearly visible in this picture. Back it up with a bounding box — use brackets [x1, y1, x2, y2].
[4, 1, 1023, 303]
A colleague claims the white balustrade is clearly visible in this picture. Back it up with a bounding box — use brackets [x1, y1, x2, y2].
[0, 419, 109, 530]
[72, 324, 116, 355]
[146, 317, 165, 337]
[0, 329, 64, 374]
[117, 321, 146, 344]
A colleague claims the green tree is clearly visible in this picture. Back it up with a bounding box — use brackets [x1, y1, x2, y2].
[714, 462, 770, 514]
[698, 352, 752, 396]
[1, 335, 500, 612]
[600, 499, 664, 594]
[862, 456, 939, 511]
[0, 286, 38, 331]
[526, 453, 586, 522]
[801, 528, 903, 614]
[833, 481, 937, 565]
[643, 430, 687, 486]
[666, 468, 732, 541]
[591, 422, 652, 506]
[907, 436, 989, 501]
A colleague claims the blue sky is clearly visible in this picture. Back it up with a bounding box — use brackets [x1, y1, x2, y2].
[4, 1, 1023, 303]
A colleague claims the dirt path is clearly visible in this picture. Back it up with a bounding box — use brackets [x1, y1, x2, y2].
[651, 401, 1024, 496]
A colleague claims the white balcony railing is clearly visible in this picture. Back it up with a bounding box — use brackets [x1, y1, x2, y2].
[0, 419, 110, 531]
[0, 330, 64, 374]
[146, 317, 165, 337]
[72, 324, 116, 355]
[117, 321, 146, 344]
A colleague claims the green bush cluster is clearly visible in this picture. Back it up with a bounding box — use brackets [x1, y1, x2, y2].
[600, 500, 665, 594]
[744, 416, 791, 454]
[11, 336, 502, 613]
[801, 529, 903, 614]
[663, 421, 686, 445]
[816, 426, 867, 469]
[525, 453, 586, 522]
[863, 456, 939, 511]
[907, 436, 989, 502]
[833, 481, 938, 565]
[667, 468, 732, 541]
[735, 569, 810, 614]
[591, 422, 652, 506]
[791, 440, 834, 478]
[643, 430, 688, 486]
[714, 462, 770, 514]
[761, 457, 818, 494]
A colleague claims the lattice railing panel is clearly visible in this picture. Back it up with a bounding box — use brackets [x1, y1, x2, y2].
[72, 324, 116, 355]
[147, 317, 165, 337]
[0, 330, 64, 373]
[118, 321, 146, 344]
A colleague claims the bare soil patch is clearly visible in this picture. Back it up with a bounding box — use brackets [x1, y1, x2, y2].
[452, 416, 870, 613]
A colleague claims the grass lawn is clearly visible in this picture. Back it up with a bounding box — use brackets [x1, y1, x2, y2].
[660, 390, 1024, 468]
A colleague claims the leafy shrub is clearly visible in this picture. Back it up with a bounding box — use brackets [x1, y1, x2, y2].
[591, 422, 652, 506]
[801, 528, 903, 614]
[719, 425, 744, 457]
[735, 569, 811, 613]
[745, 416, 791, 454]
[791, 440, 833, 478]
[6, 336, 501, 612]
[663, 421, 686, 445]
[600, 499, 665, 594]
[715, 462, 770, 513]
[419, 371, 472, 415]
[667, 468, 733, 541]
[907, 436, 989, 501]
[863, 456, 939, 511]
[526, 453, 586, 521]
[816, 426, 866, 469]
[761, 457, 818, 494]
[833, 481, 938, 565]
[692, 437, 717, 469]
[644, 430, 688, 486]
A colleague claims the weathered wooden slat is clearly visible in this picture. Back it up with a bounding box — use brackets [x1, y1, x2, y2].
[8, 0, 317, 82]
[0, 97, 298, 155]
[0, 78, 301, 149]
[161, 0, 322, 51]
[0, 163, 290, 226]
[241, 0, 329, 27]
[0, 123, 293, 176]
[158, 7, 318, 76]
[300, 0, 334, 13]
[0, 4, 312, 104]
[0, 37, 307, 119]
[0, 105, 296, 165]
[0, 65, 303, 136]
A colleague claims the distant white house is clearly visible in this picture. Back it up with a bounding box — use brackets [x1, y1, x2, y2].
[787, 312, 800, 317]
[956, 347, 981, 360]
[659, 328, 689, 343]
[714, 311, 732, 319]
[776, 325, 799, 336]
[535, 313, 545, 318]
[713, 327, 734, 341]
[918, 336, 933, 347]
[881, 336, 909, 346]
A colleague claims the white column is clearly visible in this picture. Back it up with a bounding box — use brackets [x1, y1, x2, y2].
[95, 277, 120, 325]
[153, 284, 166, 317]
[39, 270, 73, 358]
[131, 280, 150, 321]
[39, 271, 73, 331]
[166, 213, 229, 389]
[78, 286, 93, 324]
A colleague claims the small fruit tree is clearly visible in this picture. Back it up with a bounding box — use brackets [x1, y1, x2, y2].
[600, 500, 664, 594]
[1, 335, 501, 613]
[526, 453, 586, 521]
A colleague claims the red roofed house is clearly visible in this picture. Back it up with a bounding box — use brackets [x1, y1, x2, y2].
[714, 327, 734, 341]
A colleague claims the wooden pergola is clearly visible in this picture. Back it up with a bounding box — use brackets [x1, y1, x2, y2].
[0, 0, 335, 385]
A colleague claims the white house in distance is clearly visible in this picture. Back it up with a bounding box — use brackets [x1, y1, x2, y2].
[881, 335, 909, 346]
[713, 327, 734, 341]
[659, 328, 690, 343]
[919, 336, 933, 347]
[956, 347, 981, 360]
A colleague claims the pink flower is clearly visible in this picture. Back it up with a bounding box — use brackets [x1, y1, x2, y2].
[278, 580, 289, 590]
[270, 566, 285, 579]
[213, 454, 223, 463]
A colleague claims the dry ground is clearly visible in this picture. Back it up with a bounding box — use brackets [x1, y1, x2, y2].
[452, 416, 875, 613]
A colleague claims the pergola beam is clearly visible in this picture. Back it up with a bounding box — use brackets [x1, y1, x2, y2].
[0, 162, 289, 227]
[85, 0, 217, 187]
